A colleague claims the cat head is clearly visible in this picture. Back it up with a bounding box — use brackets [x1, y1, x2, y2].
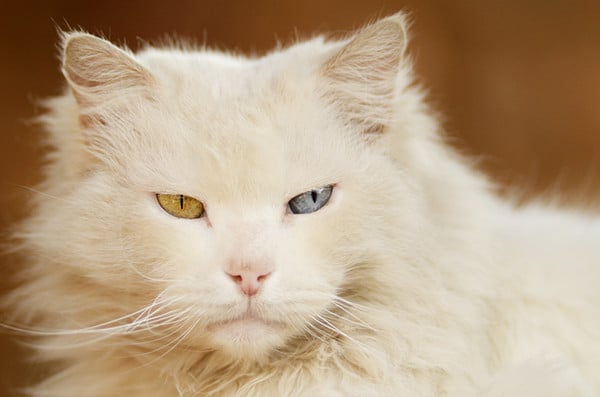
[29, 13, 442, 361]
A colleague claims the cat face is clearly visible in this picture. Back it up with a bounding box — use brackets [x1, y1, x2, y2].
[44, 16, 418, 359]
[122, 88, 370, 356]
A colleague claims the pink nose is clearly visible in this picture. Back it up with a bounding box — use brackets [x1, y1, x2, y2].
[226, 269, 272, 296]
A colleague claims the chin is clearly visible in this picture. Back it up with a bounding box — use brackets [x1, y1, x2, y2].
[206, 315, 291, 359]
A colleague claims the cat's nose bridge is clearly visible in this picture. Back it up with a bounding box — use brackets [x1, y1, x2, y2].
[220, 213, 277, 295]
[222, 213, 275, 253]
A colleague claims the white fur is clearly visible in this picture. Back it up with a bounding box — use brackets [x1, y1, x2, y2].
[6, 13, 599, 397]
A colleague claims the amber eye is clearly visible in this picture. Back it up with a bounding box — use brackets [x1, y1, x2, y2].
[156, 194, 204, 219]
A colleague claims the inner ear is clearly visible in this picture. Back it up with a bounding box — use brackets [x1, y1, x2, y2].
[61, 32, 155, 108]
[320, 13, 408, 135]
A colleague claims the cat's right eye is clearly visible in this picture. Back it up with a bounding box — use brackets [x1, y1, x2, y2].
[156, 194, 204, 219]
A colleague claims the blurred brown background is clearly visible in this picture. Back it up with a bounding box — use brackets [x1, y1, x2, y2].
[1, 0, 599, 395]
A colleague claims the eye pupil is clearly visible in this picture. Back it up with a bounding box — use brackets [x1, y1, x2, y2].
[311, 190, 317, 203]
[179, 194, 184, 209]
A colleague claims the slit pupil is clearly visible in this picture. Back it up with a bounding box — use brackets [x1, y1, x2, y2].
[179, 195, 184, 209]
[311, 190, 317, 203]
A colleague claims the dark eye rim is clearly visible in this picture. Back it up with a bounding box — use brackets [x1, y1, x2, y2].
[287, 184, 334, 215]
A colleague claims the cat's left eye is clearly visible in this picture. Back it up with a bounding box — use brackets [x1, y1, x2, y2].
[288, 185, 333, 215]
[156, 194, 204, 219]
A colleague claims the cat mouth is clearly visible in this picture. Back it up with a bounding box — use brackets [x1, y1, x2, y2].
[206, 312, 285, 331]
[203, 310, 291, 354]
[202, 303, 292, 351]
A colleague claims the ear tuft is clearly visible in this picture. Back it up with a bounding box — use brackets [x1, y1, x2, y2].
[321, 13, 409, 134]
[61, 32, 154, 107]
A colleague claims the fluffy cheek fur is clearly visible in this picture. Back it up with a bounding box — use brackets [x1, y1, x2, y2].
[23, 133, 423, 363]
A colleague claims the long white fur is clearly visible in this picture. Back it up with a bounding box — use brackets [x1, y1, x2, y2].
[5, 13, 599, 397]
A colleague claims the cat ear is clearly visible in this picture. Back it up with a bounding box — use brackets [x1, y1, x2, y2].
[61, 32, 155, 108]
[321, 14, 408, 134]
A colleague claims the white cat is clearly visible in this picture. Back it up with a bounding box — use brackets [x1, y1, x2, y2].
[6, 13, 599, 397]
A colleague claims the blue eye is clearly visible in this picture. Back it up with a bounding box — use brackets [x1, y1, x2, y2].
[288, 185, 333, 214]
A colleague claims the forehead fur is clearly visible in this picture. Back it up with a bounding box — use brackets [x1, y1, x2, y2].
[114, 38, 364, 204]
